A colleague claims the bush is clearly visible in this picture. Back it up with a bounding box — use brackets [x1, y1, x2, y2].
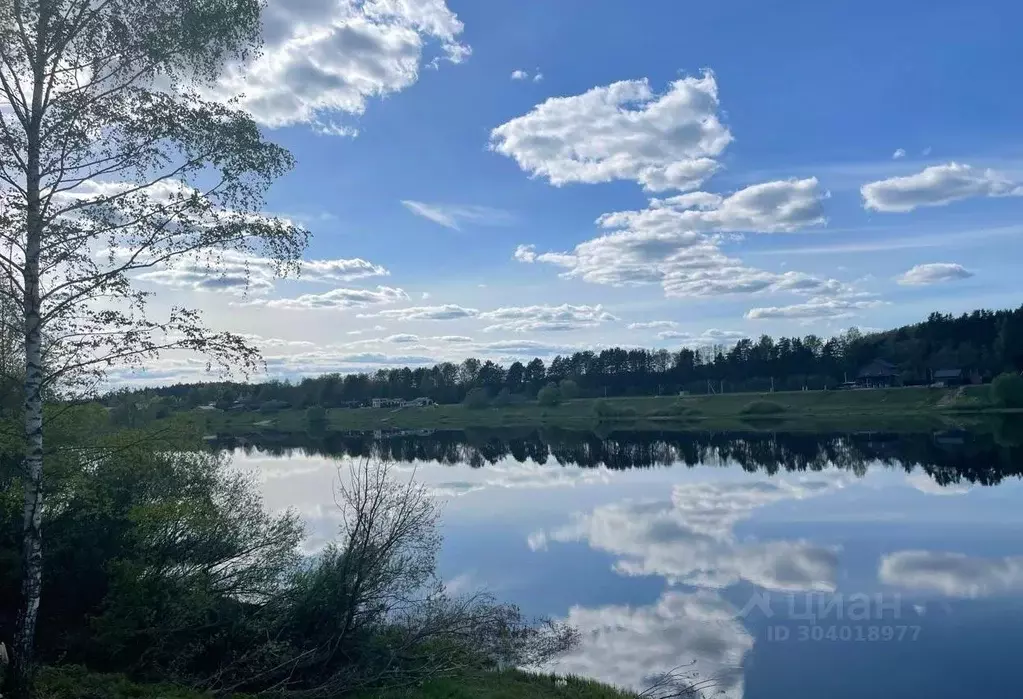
[537, 384, 562, 407]
[558, 379, 580, 400]
[306, 405, 327, 429]
[34, 666, 211, 699]
[593, 400, 638, 419]
[647, 401, 700, 418]
[492, 387, 526, 407]
[740, 400, 786, 416]
[991, 372, 1023, 408]
[463, 387, 491, 410]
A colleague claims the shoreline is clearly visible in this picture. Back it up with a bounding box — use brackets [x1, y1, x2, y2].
[187, 385, 1017, 436]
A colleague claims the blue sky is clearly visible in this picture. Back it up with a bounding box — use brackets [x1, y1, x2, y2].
[133, 0, 1023, 382]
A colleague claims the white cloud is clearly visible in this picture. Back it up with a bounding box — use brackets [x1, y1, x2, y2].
[490, 71, 732, 192]
[299, 257, 390, 282]
[510, 69, 528, 80]
[134, 250, 388, 296]
[627, 320, 679, 330]
[215, 0, 469, 130]
[256, 286, 409, 310]
[892, 148, 906, 160]
[533, 72, 544, 83]
[385, 333, 419, 343]
[517, 179, 839, 299]
[745, 295, 885, 320]
[426, 461, 614, 498]
[478, 304, 618, 333]
[896, 263, 973, 286]
[658, 329, 747, 344]
[401, 200, 513, 229]
[531, 478, 842, 592]
[862, 162, 1023, 212]
[136, 267, 275, 296]
[359, 304, 479, 321]
[880, 551, 1023, 598]
[550, 591, 751, 699]
[905, 472, 971, 496]
[597, 178, 828, 235]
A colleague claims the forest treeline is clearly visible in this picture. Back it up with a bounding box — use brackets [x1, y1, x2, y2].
[109, 305, 1023, 412]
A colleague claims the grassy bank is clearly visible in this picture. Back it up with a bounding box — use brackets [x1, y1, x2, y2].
[34, 666, 635, 699]
[191, 385, 1009, 435]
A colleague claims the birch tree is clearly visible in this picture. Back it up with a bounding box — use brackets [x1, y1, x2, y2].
[0, 1, 307, 694]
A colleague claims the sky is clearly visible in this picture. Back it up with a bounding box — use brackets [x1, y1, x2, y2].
[128, 0, 1023, 384]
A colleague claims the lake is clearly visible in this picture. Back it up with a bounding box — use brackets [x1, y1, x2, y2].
[230, 425, 1023, 699]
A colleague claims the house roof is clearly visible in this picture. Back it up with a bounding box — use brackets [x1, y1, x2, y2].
[934, 368, 963, 379]
[858, 359, 898, 378]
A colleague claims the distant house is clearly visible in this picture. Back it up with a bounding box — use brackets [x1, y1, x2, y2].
[857, 359, 899, 388]
[195, 403, 220, 412]
[932, 368, 964, 387]
[372, 397, 435, 409]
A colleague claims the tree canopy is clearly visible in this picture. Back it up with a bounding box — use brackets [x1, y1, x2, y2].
[110, 305, 1023, 413]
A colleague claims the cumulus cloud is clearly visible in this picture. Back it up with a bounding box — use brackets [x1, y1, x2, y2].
[516, 179, 838, 299]
[597, 178, 828, 235]
[892, 148, 906, 160]
[745, 295, 885, 320]
[510, 69, 528, 80]
[490, 71, 732, 192]
[214, 0, 469, 130]
[628, 320, 679, 330]
[896, 263, 973, 286]
[880, 551, 1023, 598]
[359, 304, 479, 321]
[862, 162, 1023, 212]
[401, 200, 513, 229]
[256, 286, 409, 310]
[550, 591, 751, 699]
[658, 329, 747, 344]
[135, 250, 388, 296]
[478, 304, 618, 333]
[531, 478, 842, 592]
[426, 461, 614, 498]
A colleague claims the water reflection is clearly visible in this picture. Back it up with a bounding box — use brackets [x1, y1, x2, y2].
[222, 419, 1023, 486]
[235, 425, 1023, 699]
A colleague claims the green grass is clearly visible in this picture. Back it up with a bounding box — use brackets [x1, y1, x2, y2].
[32, 667, 632, 699]
[361, 670, 636, 699]
[188, 385, 1010, 436]
[34, 665, 219, 699]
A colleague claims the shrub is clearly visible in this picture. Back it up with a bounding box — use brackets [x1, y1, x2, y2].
[35, 666, 210, 699]
[740, 400, 786, 416]
[306, 405, 327, 429]
[537, 384, 562, 407]
[492, 387, 513, 407]
[648, 401, 699, 418]
[463, 387, 491, 410]
[558, 379, 580, 400]
[991, 372, 1023, 408]
[593, 400, 637, 419]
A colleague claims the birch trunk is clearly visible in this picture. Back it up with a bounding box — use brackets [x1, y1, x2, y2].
[10, 16, 47, 694]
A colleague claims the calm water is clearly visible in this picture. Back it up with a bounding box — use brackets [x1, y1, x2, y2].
[231, 425, 1023, 699]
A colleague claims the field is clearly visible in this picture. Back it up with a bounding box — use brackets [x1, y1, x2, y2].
[192, 385, 1007, 435]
